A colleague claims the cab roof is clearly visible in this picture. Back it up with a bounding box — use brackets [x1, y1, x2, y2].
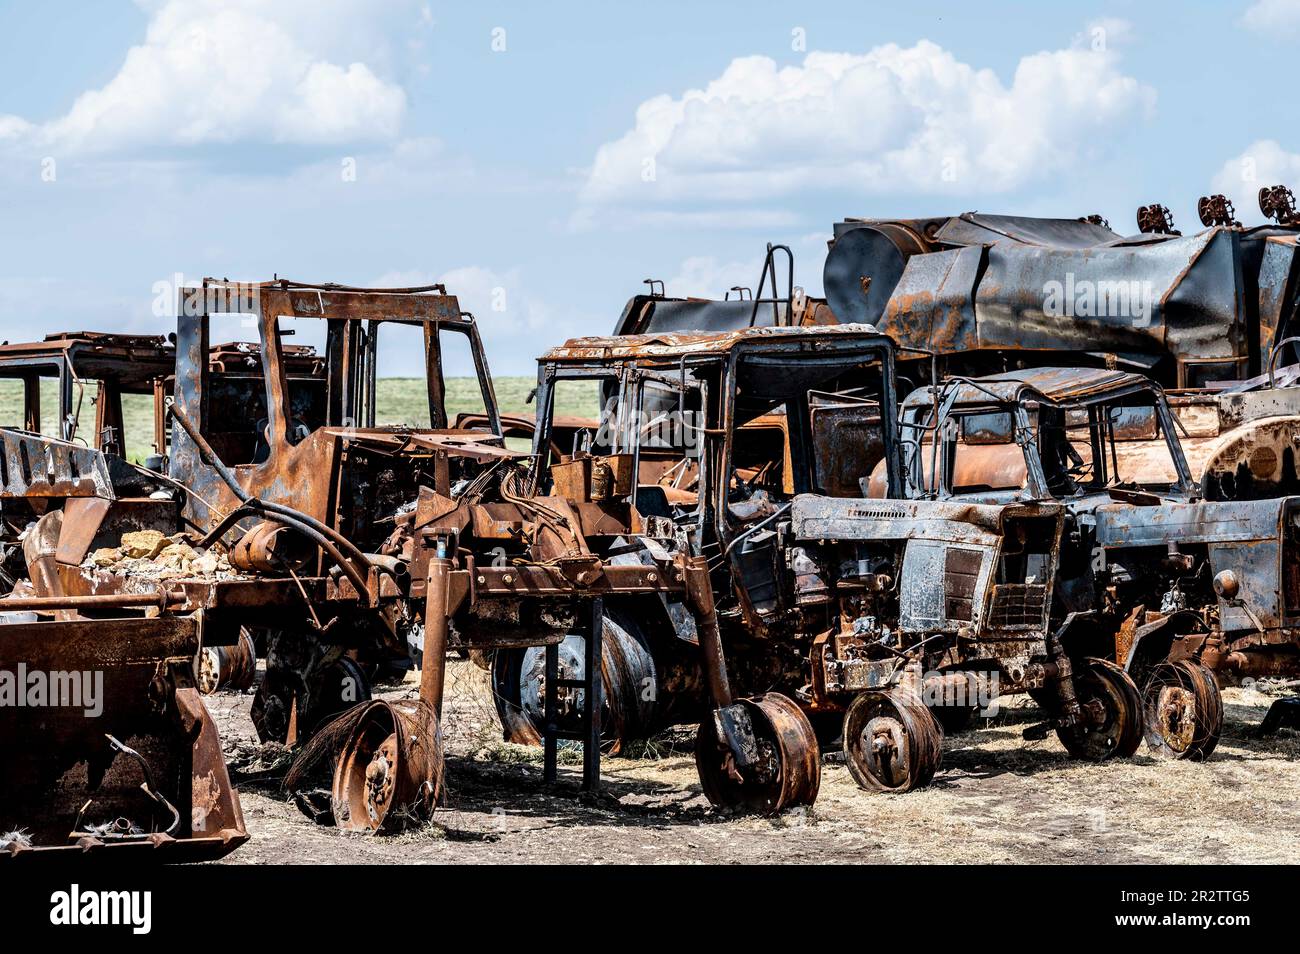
[903, 367, 1158, 409]
[190, 279, 468, 325]
[0, 332, 174, 391]
[541, 322, 892, 364]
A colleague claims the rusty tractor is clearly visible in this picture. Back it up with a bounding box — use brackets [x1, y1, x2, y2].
[513, 322, 929, 804]
[872, 367, 1300, 768]
[0, 332, 253, 857]
[770, 368, 1197, 790]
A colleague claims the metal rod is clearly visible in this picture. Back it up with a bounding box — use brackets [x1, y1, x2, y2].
[0, 592, 170, 611]
[543, 642, 559, 784]
[419, 558, 452, 718]
[583, 596, 603, 792]
[683, 555, 732, 707]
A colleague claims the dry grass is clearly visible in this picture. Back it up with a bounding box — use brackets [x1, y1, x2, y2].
[206, 662, 1300, 865]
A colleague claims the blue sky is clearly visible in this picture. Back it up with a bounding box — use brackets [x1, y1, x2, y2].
[2, 1, 1298, 374]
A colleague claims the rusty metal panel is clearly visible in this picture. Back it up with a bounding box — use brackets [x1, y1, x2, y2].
[1255, 235, 1300, 347]
[899, 540, 995, 632]
[874, 245, 981, 352]
[1095, 497, 1285, 548]
[1208, 538, 1284, 632]
[789, 494, 1027, 545]
[0, 430, 114, 498]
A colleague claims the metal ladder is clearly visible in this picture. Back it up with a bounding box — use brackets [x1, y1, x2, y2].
[541, 596, 604, 791]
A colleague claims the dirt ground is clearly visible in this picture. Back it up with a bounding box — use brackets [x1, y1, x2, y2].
[209, 660, 1300, 865]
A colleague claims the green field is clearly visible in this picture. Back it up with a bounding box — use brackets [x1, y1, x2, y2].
[0, 376, 599, 464]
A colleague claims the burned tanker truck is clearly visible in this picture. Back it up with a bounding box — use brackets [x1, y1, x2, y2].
[823, 189, 1300, 388]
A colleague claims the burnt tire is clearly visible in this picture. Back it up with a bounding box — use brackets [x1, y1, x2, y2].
[1055, 658, 1142, 761]
[300, 657, 372, 738]
[695, 692, 821, 815]
[1142, 660, 1222, 761]
[491, 609, 659, 751]
[842, 688, 943, 793]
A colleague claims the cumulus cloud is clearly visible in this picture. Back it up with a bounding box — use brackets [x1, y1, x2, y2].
[0, 115, 34, 141]
[1240, 0, 1300, 35]
[1211, 139, 1300, 215]
[11, 0, 409, 154]
[579, 30, 1154, 212]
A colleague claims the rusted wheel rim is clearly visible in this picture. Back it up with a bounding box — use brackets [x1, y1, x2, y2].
[1142, 660, 1222, 761]
[842, 689, 942, 793]
[332, 699, 442, 832]
[694, 692, 820, 815]
[1056, 659, 1142, 761]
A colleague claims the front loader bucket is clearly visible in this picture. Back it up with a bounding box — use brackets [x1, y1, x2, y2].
[0, 613, 248, 861]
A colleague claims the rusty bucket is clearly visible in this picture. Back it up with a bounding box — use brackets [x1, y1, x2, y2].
[0, 613, 248, 860]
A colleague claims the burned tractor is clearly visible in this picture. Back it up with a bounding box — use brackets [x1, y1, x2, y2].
[0, 333, 253, 857]
[873, 367, 1300, 765]
[510, 323, 924, 804]
[158, 279, 518, 745]
[777, 369, 1210, 790]
[353, 322, 903, 818]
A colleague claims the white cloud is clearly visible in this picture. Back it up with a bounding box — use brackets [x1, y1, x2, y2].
[0, 115, 34, 141]
[1241, 0, 1300, 34]
[1212, 139, 1300, 216]
[12, 0, 409, 154]
[580, 32, 1154, 210]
